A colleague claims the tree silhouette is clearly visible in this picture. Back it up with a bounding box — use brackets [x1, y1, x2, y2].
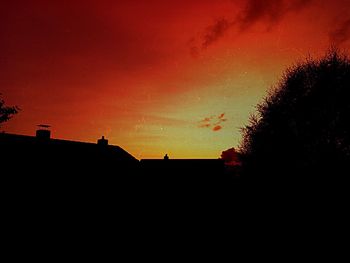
[0, 95, 19, 127]
[221, 147, 241, 166]
[239, 50, 350, 183]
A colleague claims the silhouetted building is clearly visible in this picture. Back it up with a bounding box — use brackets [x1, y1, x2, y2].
[1, 127, 231, 192]
[0, 127, 138, 176]
[1, 128, 237, 216]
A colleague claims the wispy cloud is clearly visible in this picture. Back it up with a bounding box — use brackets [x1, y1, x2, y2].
[218, 113, 226, 119]
[202, 18, 232, 49]
[198, 115, 215, 128]
[212, 125, 222, 131]
[190, 0, 313, 55]
[189, 18, 233, 56]
[198, 123, 211, 128]
[237, 0, 312, 32]
[198, 113, 227, 132]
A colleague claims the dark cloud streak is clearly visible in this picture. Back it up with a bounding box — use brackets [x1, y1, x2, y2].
[191, 0, 312, 53]
[202, 18, 232, 48]
[237, 0, 312, 31]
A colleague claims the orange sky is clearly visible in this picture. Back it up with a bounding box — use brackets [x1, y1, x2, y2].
[1, 0, 350, 159]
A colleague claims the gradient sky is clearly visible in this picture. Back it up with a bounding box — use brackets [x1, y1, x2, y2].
[1, 0, 350, 159]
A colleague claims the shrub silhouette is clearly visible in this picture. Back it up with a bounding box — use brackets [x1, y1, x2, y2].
[240, 50, 350, 183]
[0, 95, 19, 127]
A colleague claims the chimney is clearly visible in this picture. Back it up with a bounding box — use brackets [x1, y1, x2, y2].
[36, 125, 51, 140]
[97, 136, 108, 146]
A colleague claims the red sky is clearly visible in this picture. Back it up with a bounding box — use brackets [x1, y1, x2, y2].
[1, 0, 350, 158]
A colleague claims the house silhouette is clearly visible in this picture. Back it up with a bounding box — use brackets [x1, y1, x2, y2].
[0, 126, 138, 177]
[1, 126, 238, 211]
[1, 126, 232, 196]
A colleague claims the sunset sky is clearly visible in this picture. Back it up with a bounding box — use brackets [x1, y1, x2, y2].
[1, 0, 350, 159]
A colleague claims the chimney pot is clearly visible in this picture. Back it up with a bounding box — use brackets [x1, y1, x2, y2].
[36, 125, 51, 140]
[98, 136, 108, 146]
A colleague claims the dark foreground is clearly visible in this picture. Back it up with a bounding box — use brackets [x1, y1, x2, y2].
[2, 132, 348, 253]
[3, 157, 348, 259]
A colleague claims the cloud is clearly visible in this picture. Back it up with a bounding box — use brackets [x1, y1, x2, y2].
[237, 0, 312, 31]
[212, 125, 222, 131]
[190, 0, 312, 54]
[239, 0, 313, 30]
[198, 113, 226, 131]
[202, 18, 232, 49]
[203, 117, 212, 122]
[218, 113, 227, 121]
[189, 18, 232, 54]
[199, 123, 211, 128]
[198, 115, 214, 127]
[237, 0, 284, 30]
[329, 18, 350, 45]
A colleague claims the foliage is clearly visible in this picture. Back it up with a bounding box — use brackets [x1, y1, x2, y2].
[0, 95, 19, 126]
[221, 147, 241, 166]
[240, 50, 350, 180]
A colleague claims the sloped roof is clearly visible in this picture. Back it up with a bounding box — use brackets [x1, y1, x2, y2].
[0, 132, 137, 162]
